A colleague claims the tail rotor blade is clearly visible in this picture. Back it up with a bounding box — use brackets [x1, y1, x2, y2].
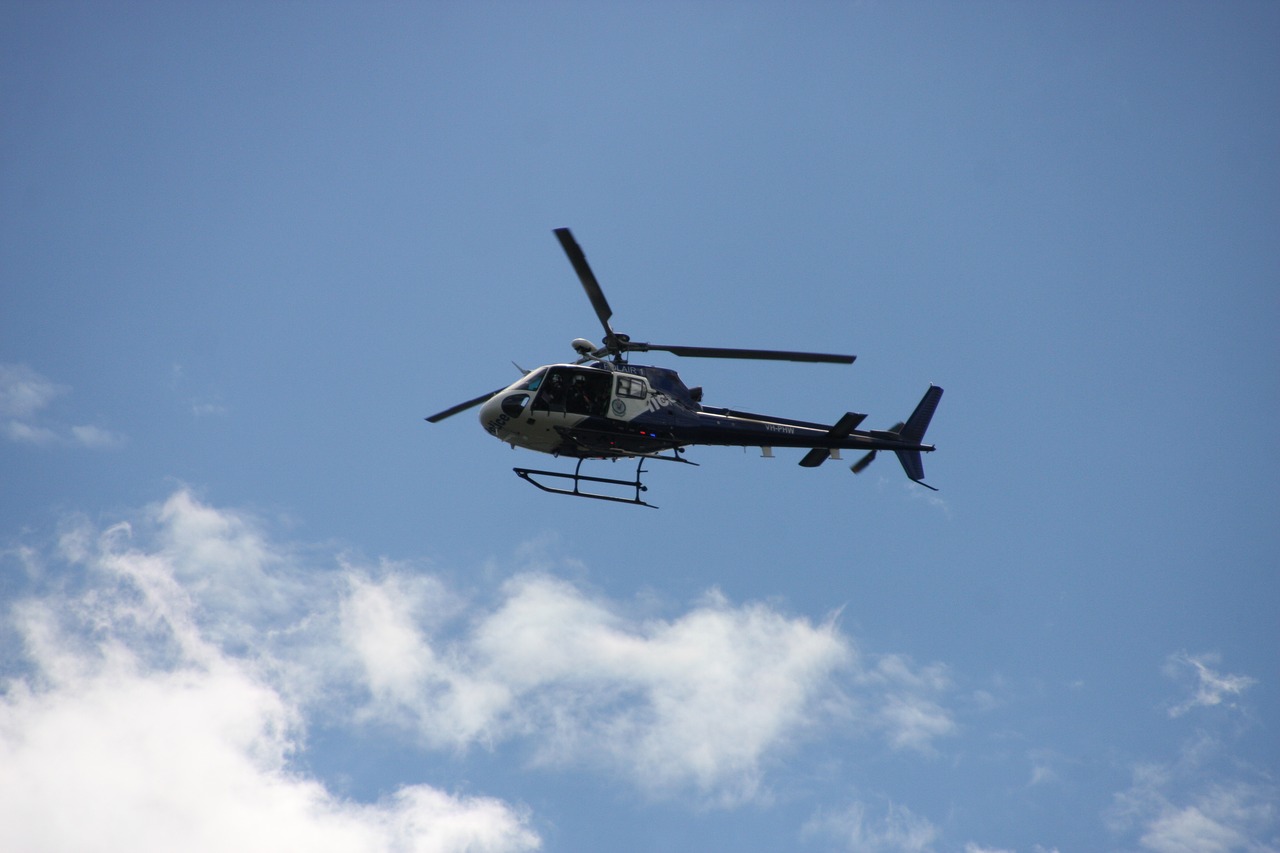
[850, 450, 878, 475]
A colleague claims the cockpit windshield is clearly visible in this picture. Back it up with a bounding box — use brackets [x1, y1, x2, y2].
[514, 367, 547, 393]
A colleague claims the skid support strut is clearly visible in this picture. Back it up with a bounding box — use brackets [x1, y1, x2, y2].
[514, 457, 656, 508]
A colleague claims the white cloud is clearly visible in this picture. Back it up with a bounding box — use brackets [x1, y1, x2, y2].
[0, 643, 535, 853]
[342, 572, 856, 805]
[3, 488, 960, 839]
[1164, 652, 1257, 718]
[0, 494, 540, 853]
[0, 362, 123, 448]
[340, 571, 497, 743]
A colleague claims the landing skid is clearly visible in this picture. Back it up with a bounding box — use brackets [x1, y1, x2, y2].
[513, 451, 695, 509]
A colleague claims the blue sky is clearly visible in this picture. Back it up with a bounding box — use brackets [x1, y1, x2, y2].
[2, 3, 1277, 851]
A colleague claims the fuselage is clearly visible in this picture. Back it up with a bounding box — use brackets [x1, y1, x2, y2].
[477, 361, 932, 460]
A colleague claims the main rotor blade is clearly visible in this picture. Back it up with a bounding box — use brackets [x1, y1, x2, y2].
[554, 228, 615, 340]
[634, 343, 856, 364]
[425, 389, 504, 423]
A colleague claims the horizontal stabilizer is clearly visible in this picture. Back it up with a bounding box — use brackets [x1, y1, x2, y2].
[798, 448, 828, 467]
[800, 447, 843, 467]
[799, 411, 867, 467]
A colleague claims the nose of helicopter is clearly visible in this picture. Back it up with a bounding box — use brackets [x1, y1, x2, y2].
[478, 393, 504, 434]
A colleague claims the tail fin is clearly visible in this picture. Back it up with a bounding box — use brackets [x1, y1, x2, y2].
[899, 385, 943, 445]
[894, 385, 943, 489]
[849, 386, 944, 487]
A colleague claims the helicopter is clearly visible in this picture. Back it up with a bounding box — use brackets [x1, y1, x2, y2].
[427, 227, 943, 507]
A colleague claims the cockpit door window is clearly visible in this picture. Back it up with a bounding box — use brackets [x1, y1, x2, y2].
[615, 375, 648, 399]
[531, 367, 609, 417]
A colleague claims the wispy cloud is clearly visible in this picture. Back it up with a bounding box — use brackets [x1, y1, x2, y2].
[0, 363, 124, 448]
[1106, 654, 1275, 852]
[1164, 652, 1257, 718]
[804, 798, 939, 852]
[903, 481, 952, 518]
[0, 362, 66, 418]
[191, 399, 230, 418]
[850, 653, 956, 753]
[68, 423, 125, 448]
[1109, 762, 1278, 853]
[1021, 746, 1068, 789]
[4, 419, 60, 445]
[170, 362, 229, 418]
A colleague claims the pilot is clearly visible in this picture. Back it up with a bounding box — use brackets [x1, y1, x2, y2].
[568, 373, 593, 414]
[539, 372, 565, 409]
